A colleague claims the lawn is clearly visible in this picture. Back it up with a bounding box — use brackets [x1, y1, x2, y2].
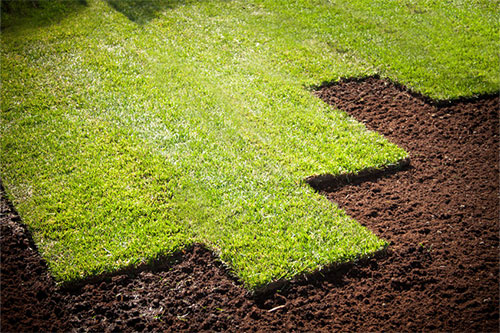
[1, 0, 497, 290]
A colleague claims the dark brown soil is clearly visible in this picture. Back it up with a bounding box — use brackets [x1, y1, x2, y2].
[1, 77, 498, 332]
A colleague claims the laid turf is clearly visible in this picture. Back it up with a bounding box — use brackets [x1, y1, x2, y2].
[1, 0, 497, 289]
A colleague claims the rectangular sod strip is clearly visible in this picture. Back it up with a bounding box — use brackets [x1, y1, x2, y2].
[1, 0, 498, 290]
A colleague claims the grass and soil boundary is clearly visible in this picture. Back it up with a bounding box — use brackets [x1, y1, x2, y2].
[1, 77, 498, 331]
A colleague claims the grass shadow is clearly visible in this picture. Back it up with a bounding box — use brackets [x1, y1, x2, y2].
[106, 0, 190, 25]
[305, 157, 411, 193]
[1, 0, 88, 30]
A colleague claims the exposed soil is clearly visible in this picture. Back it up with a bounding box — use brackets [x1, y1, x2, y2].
[1, 77, 498, 332]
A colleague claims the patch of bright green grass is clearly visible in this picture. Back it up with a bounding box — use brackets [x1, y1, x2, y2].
[1, 0, 497, 289]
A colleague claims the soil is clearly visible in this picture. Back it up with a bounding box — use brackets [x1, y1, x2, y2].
[1, 77, 498, 332]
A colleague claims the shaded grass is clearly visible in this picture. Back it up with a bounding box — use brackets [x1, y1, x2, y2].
[0, 0, 88, 29]
[105, 0, 182, 24]
[1, 0, 497, 289]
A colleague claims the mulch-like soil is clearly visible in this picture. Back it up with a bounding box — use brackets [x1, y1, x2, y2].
[1, 77, 498, 332]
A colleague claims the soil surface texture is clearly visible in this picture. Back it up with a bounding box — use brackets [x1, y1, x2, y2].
[1, 77, 498, 332]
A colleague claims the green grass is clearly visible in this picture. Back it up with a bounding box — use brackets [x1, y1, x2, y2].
[1, 0, 497, 289]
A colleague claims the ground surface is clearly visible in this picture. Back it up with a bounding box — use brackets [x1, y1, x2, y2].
[1, 78, 498, 331]
[3, 0, 499, 286]
[3, 0, 416, 286]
